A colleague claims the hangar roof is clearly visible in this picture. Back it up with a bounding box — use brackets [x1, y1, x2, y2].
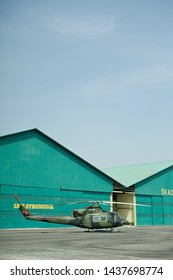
[0, 128, 123, 188]
[102, 160, 173, 188]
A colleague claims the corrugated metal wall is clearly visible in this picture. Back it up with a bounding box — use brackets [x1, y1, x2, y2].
[136, 195, 173, 225]
[136, 167, 173, 225]
[0, 130, 112, 228]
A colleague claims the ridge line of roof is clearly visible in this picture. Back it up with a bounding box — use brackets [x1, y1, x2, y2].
[103, 160, 173, 171]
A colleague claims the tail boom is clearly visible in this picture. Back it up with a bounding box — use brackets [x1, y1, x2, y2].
[14, 194, 80, 227]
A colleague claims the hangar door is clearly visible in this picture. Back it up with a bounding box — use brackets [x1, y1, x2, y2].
[152, 196, 163, 225]
[136, 195, 173, 225]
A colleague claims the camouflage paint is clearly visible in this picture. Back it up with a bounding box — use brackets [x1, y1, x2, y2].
[15, 194, 128, 230]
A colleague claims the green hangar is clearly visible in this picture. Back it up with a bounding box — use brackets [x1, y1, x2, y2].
[103, 161, 173, 226]
[0, 129, 117, 229]
[0, 129, 173, 228]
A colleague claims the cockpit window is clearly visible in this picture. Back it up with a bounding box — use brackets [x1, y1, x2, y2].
[114, 213, 121, 222]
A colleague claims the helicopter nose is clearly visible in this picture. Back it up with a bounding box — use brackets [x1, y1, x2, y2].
[121, 218, 129, 226]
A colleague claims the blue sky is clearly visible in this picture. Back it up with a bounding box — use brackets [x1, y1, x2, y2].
[1, 0, 173, 168]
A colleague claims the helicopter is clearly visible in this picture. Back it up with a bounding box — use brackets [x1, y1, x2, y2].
[14, 194, 149, 231]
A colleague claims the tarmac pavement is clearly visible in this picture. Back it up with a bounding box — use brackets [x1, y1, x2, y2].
[0, 226, 173, 260]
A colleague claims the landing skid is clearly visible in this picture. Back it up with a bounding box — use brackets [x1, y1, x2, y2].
[84, 228, 114, 232]
[84, 229, 94, 232]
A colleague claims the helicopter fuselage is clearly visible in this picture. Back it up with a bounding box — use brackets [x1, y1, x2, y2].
[25, 211, 127, 229]
[24, 206, 128, 229]
[14, 194, 129, 230]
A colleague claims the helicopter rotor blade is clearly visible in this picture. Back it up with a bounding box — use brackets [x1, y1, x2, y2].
[54, 200, 93, 206]
[100, 201, 151, 207]
[54, 199, 151, 207]
[54, 200, 111, 207]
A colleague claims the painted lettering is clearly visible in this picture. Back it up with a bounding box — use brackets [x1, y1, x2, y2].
[13, 203, 54, 209]
[161, 188, 173, 196]
[13, 204, 19, 208]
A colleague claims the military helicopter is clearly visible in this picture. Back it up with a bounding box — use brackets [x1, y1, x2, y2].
[14, 194, 149, 231]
